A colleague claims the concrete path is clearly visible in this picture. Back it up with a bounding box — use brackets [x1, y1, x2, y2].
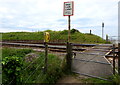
[72, 44, 113, 79]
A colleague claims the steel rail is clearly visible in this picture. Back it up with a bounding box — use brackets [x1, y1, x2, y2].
[2, 42, 86, 51]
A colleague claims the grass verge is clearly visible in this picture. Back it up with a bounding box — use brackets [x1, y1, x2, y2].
[2, 47, 64, 84]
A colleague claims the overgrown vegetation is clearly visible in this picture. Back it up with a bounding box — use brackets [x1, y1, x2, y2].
[2, 48, 63, 84]
[0, 48, 2, 84]
[1, 29, 108, 44]
[111, 74, 120, 84]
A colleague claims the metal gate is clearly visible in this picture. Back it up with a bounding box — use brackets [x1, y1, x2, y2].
[71, 44, 113, 80]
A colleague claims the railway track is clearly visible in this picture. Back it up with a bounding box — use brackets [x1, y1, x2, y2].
[1, 41, 117, 58]
[1, 41, 97, 52]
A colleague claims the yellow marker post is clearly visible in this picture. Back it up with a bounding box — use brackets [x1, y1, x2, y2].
[44, 32, 50, 73]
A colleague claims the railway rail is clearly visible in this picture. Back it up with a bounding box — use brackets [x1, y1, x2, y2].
[1, 41, 118, 58]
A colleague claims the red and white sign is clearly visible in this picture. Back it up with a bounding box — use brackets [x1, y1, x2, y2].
[63, 1, 74, 16]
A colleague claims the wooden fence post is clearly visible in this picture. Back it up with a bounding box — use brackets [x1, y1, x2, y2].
[113, 44, 115, 75]
[44, 42, 48, 73]
[66, 42, 72, 71]
[106, 35, 108, 43]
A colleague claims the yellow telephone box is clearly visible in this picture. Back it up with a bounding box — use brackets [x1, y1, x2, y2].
[44, 32, 50, 42]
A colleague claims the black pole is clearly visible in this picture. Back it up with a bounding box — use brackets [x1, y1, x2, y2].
[68, 16, 71, 42]
[113, 44, 115, 75]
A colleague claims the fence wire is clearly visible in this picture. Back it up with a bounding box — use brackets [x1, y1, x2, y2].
[2, 39, 66, 84]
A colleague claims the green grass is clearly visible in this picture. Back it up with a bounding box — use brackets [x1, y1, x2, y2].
[2, 47, 63, 84]
[2, 48, 33, 58]
[111, 74, 120, 84]
[79, 77, 115, 85]
[21, 53, 63, 83]
[0, 47, 2, 84]
[1, 29, 108, 44]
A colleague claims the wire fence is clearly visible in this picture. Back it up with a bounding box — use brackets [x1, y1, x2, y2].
[6, 53, 45, 84]
[2, 41, 67, 84]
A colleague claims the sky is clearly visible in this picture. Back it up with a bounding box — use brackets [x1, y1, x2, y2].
[0, 0, 119, 39]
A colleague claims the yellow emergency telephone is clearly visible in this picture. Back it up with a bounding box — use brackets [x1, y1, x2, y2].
[44, 32, 50, 42]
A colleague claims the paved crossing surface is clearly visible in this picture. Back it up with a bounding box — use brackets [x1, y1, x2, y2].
[72, 44, 113, 79]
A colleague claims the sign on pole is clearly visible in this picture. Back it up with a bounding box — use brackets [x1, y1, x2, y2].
[63, 1, 74, 42]
[63, 1, 74, 16]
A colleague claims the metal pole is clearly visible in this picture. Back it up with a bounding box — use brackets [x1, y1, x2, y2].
[68, 16, 71, 42]
[113, 44, 115, 75]
[118, 43, 120, 75]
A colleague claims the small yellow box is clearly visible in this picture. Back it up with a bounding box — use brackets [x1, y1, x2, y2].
[44, 32, 50, 42]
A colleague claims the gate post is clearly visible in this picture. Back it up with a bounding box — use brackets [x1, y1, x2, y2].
[66, 42, 72, 71]
[106, 34, 108, 43]
[113, 44, 115, 75]
[44, 42, 48, 73]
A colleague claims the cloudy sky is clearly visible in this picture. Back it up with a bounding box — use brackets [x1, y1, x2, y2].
[0, 0, 119, 38]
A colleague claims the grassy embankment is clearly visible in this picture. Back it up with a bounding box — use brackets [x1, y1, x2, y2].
[1, 29, 108, 44]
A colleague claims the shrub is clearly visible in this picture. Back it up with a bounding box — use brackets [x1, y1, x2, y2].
[2, 56, 23, 84]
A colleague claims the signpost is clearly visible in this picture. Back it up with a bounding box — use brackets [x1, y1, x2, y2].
[63, 1, 74, 42]
[63, 1, 74, 71]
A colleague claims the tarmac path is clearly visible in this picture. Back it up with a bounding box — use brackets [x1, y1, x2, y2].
[72, 44, 113, 79]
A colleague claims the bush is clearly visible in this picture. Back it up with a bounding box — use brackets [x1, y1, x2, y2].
[2, 56, 23, 84]
[70, 29, 79, 34]
[2, 48, 33, 84]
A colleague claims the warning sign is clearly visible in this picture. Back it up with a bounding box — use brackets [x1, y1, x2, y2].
[63, 1, 74, 16]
